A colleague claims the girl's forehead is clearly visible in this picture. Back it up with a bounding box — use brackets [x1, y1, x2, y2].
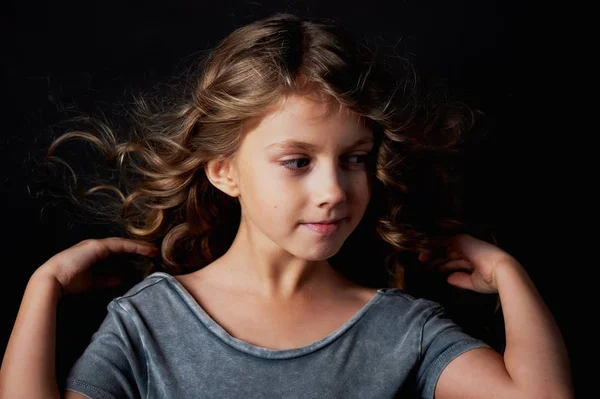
[238, 91, 371, 147]
[265, 92, 365, 127]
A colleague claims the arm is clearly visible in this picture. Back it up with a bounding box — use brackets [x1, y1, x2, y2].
[0, 270, 62, 399]
[426, 235, 573, 399]
[0, 238, 158, 399]
[497, 261, 571, 396]
[436, 260, 573, 399]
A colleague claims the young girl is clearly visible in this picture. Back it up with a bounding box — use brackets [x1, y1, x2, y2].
[0, 13, 572, 399]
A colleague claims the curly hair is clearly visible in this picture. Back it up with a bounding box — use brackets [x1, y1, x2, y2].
[42, 13, 477, 290]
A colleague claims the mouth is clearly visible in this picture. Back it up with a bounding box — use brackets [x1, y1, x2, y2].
[301, 218, 345, 235]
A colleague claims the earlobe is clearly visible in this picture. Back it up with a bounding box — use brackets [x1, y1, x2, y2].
[204, 158, 240, 198]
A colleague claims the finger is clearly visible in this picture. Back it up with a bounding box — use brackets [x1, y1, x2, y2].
[134, 244, 160, 256]
[446, 271, 474, 290]
[420, 245, 464, 266]
[418, 252, 430, 262]
[438, 259, 473, 273]
[76, 240, 158, 265]
[100, 238, 159, 256]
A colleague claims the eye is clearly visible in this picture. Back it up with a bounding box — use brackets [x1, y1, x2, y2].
[280, 158, 310, 170]
[344, 153, 370, 168]
[346, 154, 368, 164]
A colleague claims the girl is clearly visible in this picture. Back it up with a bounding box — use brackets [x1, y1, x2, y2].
[0, 13, 572, 399]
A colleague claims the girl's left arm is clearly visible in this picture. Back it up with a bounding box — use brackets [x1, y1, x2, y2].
[427, 234, 573, 399]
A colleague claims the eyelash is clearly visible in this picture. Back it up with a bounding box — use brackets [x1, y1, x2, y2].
[279, 154, 370, 172]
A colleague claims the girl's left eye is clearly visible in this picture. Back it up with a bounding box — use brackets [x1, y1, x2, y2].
[279, 153, 370, 171]
[346, 154, 368, 164]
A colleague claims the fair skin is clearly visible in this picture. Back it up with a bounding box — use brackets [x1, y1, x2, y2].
[0, 93, 572, 398]
[425, 235, 573, 399]
[172, 93, 378, 349]
[199, 92, 375, 299]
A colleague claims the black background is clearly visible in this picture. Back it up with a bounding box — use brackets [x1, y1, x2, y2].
[1, 0, 581, 395]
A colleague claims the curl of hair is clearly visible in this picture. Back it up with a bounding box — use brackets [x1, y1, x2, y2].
[43, 13, 479, 290]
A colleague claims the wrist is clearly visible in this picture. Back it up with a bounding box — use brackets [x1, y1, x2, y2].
[493, 257, 529, 291]
[30, 267, 65, 300]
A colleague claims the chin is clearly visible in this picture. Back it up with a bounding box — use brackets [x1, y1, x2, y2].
[299, 253, 332, 262]
[296, 242, 344, 261]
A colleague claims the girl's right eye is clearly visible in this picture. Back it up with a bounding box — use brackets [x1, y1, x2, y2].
[280, 158, 310, 170]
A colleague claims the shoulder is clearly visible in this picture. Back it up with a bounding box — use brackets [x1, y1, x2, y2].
[118, 271, 175, 298]
[109, 271, 182, 313]
[362, 287, 449, 337]
[376, 288, 444, 318]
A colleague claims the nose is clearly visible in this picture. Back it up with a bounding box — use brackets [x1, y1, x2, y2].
[312, 162, 347, 207]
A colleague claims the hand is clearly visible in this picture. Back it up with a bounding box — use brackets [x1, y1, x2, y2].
[34, 238, 159, 297]
[418, 233, 521, 293]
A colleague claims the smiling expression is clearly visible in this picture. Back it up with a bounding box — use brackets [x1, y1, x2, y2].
[230, 93, 375, 261]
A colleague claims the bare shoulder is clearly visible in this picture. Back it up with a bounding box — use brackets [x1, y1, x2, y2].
[173, 265, 227, 296]
[172, 271, 192, 287]
[351, 285, 379, 303]
[173, 261, 239, 293]
[172, 264, 216, 288]
[435, 347, 517, 399]
[330, 270, 379, 303]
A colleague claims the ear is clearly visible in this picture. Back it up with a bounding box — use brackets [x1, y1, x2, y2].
[204, 157, 240, 198]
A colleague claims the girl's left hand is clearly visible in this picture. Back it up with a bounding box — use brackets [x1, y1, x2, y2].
[418, 233, 522, 294]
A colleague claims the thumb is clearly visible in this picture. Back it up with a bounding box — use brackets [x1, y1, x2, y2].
[446, 272, 473, 290]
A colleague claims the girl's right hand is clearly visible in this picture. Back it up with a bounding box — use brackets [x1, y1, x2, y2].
[34, 238, 159, 297]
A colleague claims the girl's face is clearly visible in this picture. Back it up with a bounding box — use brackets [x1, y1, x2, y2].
[232, 93, 374, 261]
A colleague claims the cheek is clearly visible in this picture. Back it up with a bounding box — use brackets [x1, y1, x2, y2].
[352, 173, 371, 204]
[243, 164, 296, 216]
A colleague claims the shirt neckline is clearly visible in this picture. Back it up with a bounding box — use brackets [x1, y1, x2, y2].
[150, 271, 386, 360]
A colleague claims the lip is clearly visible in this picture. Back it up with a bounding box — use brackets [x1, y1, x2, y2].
[301, 218, 345, 235]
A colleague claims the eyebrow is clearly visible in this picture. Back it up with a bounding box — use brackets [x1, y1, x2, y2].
[266, 136, 374, 152]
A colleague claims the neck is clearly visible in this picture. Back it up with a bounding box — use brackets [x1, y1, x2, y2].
[212, 217, 346, 301]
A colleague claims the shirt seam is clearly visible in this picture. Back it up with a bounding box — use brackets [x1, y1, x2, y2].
[115, 277, 166, 302]
[419, 305, 442, 360]
[422, 339, 490, 398]
[114, 300, 149, 399]
[209, 292, 385, 360]
[66, 379, 118, 399]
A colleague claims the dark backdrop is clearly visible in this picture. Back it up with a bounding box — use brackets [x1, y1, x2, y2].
[1, 0, 580, 395]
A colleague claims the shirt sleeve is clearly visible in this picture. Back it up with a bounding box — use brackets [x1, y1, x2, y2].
[64, 300, 147, 399]
[415, 303, 491, 399]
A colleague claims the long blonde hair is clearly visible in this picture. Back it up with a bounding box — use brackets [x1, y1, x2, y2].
[43, 13, 476, 289]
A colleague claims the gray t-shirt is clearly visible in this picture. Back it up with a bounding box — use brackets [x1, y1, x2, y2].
[65, 272, 490, 399]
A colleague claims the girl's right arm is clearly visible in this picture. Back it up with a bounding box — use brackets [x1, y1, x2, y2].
[0, 238, 158, 399]
[0, 268, 64, 399]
